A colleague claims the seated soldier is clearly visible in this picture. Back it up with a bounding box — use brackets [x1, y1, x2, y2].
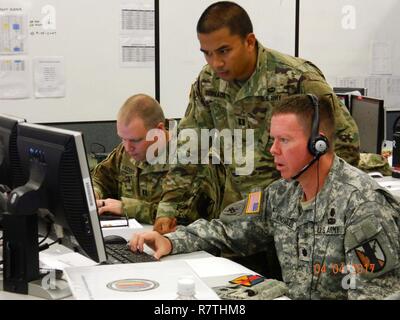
[91, 94, 237, 234]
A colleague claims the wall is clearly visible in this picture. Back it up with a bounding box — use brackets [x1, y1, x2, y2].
[299, 0, 400, 109]
[158, 0, 296, 118]
[0, 0, 155, 123]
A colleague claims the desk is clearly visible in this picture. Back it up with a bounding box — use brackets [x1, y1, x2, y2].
[0, 225, 260, 300]
[374, 175, 400, 200]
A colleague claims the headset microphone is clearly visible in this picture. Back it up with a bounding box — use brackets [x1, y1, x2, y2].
[291, 155, 319, 180]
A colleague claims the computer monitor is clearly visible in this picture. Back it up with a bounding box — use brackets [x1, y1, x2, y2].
[333, 87, 367, 96]
[384, 108, 400, 141]
[2, 123, 107, 296]
[350, 95, 384, 154]
[0, 114, 26, 190]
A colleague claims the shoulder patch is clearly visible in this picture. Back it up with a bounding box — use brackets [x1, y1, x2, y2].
[245, 191, 262, 214]
[354, 239, 386, 273]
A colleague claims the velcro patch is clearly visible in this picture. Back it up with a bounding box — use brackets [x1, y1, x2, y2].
[354, 239, 386, 273]
[245, 191, 262, 214]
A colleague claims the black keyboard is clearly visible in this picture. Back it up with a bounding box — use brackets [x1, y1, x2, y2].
[105, 243, 157, 264]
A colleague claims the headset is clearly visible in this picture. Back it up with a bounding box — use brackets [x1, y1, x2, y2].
[291, 94, 330, 180]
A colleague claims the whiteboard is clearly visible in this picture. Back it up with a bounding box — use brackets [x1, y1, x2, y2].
[0, 0, 155, 123]
[159, 0, 296, 118]
[299, 0, 400, 108]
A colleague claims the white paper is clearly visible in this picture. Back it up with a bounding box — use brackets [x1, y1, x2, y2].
[370, 41, 392, 75]
[364, 76, 385, 99]
[33, 56, 65, 98]
[185, 257, 256, 278]
[40, 251, 98, 271]
[120, 32, 154, 67]
[377, 180, 400, 191]
[0, 13, 27, 54]
[120, 1, 155, 68]
[100, 218, 129, 228]
[335, 76, 365, 89]
[0, 57, 29, 98]
[64, 260, 220, 300]
[101, 218, 144, 240]
[121, 1, 154, 32]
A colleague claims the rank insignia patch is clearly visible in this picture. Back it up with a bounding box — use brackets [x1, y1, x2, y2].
[354, 239, 386, 273]
[229, 274, 265, 287]
[245, 191, 261, 214]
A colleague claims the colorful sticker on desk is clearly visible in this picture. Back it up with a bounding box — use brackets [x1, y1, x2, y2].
[229, 274, 265, 287]
[106, 279, 159, 292]
[245, 191, 261, 214]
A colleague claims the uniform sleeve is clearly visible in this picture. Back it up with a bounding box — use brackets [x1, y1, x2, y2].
[166, 216, 273, 256]
[121, 197, 158, 224]
[344, 200, 400, 299]
[165, 190, 274, 256]
[299, 71, 360, 167]
[91, 144, 124, 199]
[156, 78, 218, 222]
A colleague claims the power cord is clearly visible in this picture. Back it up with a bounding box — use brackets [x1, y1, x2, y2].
[39, 238, 61, 252]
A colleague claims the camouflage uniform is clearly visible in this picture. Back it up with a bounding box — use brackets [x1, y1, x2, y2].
[157, 43, 360, 219]
[166, 156, 400, 299]
[91, 143, 227, 224]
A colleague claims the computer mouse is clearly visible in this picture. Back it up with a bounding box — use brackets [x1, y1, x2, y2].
[103, 235, 128, 245]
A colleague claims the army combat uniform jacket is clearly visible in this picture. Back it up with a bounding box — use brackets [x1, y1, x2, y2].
[157, 42, 360, 219]
[166, 156, 400, 299]
[91, 143, 226, 224]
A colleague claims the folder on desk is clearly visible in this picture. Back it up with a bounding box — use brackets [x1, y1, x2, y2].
[64, 260, 220, 300]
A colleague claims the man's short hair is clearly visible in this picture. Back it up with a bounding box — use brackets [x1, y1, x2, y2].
[272, 94, 336, 148]
[117, 94, 165, 129]
[197, 1, 253, 38]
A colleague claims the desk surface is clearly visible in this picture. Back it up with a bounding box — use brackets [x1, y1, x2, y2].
[0, 225, 256, 300]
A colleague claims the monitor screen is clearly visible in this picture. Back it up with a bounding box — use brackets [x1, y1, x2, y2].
[0, 114, 26, 190]
[385, 109, 400, 141]
[350, 95, 384, 154]
[14, 123, 107, 263]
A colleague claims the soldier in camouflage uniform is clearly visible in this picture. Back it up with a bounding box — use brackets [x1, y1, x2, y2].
[92, 94, 227, 233]
[156, 1, 360, 222]
[130, 95, 400, 299]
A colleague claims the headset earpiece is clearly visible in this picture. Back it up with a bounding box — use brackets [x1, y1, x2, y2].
[307, 94, 329, 157]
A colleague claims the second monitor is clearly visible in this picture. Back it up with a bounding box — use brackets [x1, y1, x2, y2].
[350, 95, 384, 154]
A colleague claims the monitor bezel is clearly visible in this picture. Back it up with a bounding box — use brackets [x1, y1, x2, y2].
[350, 95, 384, 154]
[17, 122, 107, 263]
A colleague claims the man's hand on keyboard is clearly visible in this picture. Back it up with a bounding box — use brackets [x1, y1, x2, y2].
[97, 198, 123, 216]
[129, 231, 172, 260]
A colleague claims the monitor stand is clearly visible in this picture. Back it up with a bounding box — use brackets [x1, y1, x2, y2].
[0, 273, 72, 300]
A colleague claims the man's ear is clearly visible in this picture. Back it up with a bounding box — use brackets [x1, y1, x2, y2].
[245, 33, 256, 49]
[156, 121, 166, 131]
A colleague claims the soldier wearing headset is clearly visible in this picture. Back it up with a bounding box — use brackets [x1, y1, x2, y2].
[129, 94, 400, 299]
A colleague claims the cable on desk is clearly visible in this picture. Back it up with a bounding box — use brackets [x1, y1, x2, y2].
[39, 238, 61, 252]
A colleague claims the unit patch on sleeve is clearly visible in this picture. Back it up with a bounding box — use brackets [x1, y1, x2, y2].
[354, 239, 386, 273]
